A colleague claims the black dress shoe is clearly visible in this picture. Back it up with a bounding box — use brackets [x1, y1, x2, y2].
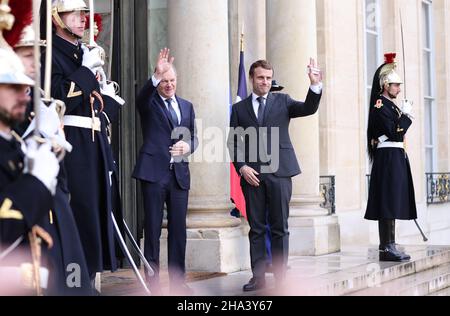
[379, 244, 411, 262]
[243, 277, 266, 292]
[393, 244, 411, 260]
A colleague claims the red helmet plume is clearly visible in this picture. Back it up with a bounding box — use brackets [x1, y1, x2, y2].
[384, 53, 397, 64]
[3, 0, 33, 48]
[85, 13, 103, 41]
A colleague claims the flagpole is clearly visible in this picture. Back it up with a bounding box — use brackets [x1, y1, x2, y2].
[240, 23, 244, 53]
[230, 22, 248, 219]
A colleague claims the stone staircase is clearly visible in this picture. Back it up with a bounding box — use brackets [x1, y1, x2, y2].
[349, 262, 450, 296]
[100, 245, 450, 296]
[273, 245, 450, 296]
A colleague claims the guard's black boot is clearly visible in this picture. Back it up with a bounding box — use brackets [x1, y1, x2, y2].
[378, 220, 410, 262]
[388, 220, 411, 261]
[379, 243, 410, 262]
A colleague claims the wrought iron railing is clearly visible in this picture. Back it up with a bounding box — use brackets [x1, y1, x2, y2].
[426, 173, 450, 205]
[320, 176, 336, 214]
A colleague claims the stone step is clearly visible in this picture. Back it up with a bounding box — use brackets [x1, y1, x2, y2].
[102, 245, 450, 296]
[348, 263, 450, 296]
[274, 245, 450, 296]
[428, 286, 450, 296]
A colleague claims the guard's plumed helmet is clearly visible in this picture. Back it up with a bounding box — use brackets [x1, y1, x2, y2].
[379, 53, 403, 88]
[52, 0, 89, 39]
[15, 25, 46, 48]
[52, 0, 89, 14]
[0, 0, 33, 86]
[0, 48, 35, 86]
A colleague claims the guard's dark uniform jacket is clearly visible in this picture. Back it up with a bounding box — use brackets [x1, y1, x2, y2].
[365, 95, 417, 220]
[13, 99, 92, 296]
[45, 34, 123, 277]
[0, 134, 52, 263]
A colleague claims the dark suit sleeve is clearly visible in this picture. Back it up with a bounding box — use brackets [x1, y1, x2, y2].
[136, 77, 159, 114]
[50, 59, 99, 114]
[287, 89, 322, 118]
[0, 175, 53, 244]
[227, 105, 246, 174]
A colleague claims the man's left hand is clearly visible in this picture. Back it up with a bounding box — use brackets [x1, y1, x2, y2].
[170, 141, 191, 157]
[307, 58, 322, 85]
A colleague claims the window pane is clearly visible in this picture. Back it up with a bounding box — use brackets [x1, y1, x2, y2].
[424, 99, 433, 146]
[366, 0, 378, 32]
[422, 2, 431, 49]
[367, 88, 372, 106]
[422, 1, 435, 174]
[426, 148, 433, 173]
[366, 33, 379, 84]
[148, 0, 168, 76]
[423, 51, 432, 96]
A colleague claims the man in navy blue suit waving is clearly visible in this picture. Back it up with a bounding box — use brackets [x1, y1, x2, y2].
[133, 48, 198, 295]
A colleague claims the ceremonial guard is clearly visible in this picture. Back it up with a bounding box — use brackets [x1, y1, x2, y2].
[46, 0, 124, 281]
[0, 6, 60, 293]
[4, 0, 92, 295]
[366, 53, 417, 262]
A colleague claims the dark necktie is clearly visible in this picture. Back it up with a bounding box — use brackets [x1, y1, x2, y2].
[257, 96, 266, 126]
[166, 98, 179, 126]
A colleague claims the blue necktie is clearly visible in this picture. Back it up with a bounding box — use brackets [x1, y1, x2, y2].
[257, 96, 266, 126]
[166, 98, 179, 126]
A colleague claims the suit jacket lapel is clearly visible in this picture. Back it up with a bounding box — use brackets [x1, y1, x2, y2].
[153, 95, 174, 130]
[244, 96, 258, 125]
[263, 93, 274, 126]
[175, 96, 185, 126]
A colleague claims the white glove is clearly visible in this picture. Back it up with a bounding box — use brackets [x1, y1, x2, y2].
[21, 101, 73, 154]
[101, 82, 126, 106]
[401, 99, 414, 118]
[93, 66, 108, 89]
[24, 140, 60, 195]
[38, 102, 60, 139]
[81, 45, 104, 74]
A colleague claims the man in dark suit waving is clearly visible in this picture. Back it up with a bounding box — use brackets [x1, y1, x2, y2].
[228, 59, 322, 292]
[133, 48, 198, 295]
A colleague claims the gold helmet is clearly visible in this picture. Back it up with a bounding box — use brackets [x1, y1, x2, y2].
[0, 0, 15, 48]
[14, 25, 46, 48]
[0, 48, 34, 86]
[0, 1, 33, 86]
[52, 0, 89, 39]
[379, 53, 403, 88]
[52, 0, 89, 13]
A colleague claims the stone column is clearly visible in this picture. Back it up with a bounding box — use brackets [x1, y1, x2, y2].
[229, 0, 266, 98]
[163, 0, 248, 273]
[433, 0, 450, 172]
[267, 0, 340, 255]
